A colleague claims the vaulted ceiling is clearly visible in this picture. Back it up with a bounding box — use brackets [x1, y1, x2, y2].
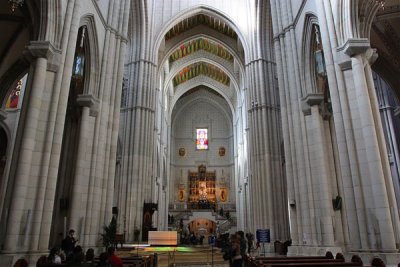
[161, 12, 244, 116]
[371, 2, 400, 96]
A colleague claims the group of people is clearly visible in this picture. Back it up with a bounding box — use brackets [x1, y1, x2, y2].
[221, 231, 247, 267]
[12, 229, 124, 267]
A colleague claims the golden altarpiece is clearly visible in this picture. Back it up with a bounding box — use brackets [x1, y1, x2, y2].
[187, 165, 217, 209]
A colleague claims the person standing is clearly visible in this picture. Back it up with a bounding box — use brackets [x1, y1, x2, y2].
[61, 229, 78, 261]
[107, 247, 123, 267]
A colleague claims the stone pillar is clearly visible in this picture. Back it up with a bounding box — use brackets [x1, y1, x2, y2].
[3, 41, 58, 252]
[68, 95, 98, 241]
[344, 39, 397, 251]
[32, 0, 80, 251]
[271, 0, 313, 248]
[120, 58, 157, 241]
[302, 94, 335, 246]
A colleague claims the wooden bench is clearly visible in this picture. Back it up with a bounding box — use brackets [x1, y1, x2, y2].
[94, 255, 155, 267]
[261, 263, 364, 267]
[245, 253, 366, 267]
[36, 263, 68, 267]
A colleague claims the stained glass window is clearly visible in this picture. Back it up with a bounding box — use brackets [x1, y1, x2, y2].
[5, 74, 27, 109]
[196, 128, 208, 150]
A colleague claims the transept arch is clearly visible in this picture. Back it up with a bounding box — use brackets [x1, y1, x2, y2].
[170, 78, 235, 117]
[153, 5, 249, 65]
[171, 90, 232, 130]
[154, 6, 247, 238]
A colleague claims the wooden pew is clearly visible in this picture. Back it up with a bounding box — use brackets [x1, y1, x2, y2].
[247, 255, 364, 267]
[245, 253, 365, 267]
[119, 255, 154, 267]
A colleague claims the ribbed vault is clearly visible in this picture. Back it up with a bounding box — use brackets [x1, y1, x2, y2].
[159, 12, 245, 117]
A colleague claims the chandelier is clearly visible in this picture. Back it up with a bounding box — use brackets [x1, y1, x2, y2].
[8, 0, 24, 13]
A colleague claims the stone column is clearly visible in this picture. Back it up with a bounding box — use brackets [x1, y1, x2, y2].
[3, 41, 58, 251]
[271, 0, 314, 248]
[33, 0, 80, 251]
[344, 40, 397, 251]
[120, 58, 157, 241]
[302, 94, 335, 246]
[316, 0, 364, 250]
[68, 95, 97, 241]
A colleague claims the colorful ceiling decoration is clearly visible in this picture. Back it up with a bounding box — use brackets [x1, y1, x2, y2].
[173, 62, 230, 87]
[169, 38, 233, 64]
[165, 14, 237, 41]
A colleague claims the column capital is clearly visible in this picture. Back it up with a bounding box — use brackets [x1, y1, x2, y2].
[301, 93, 324, 116]
[77, 94, 97, 107]
[0, 109, 7, 121]
[24, 41, 62, 72]
[339, 38, 370, 57]
[24, 41, 60, 60]
[77, 94, 99, 117]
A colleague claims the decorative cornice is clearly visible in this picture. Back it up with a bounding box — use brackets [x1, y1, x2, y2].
[301, 93, 324, 116]
[24, 41, 60, 60]
[338, 59, 352, 71]
[303, 93, 324, 106]
[338, 38, 370, 57]
[77, 94, 98, 108]
[76, 94, 100, 117]
[125, 59, 157, 67]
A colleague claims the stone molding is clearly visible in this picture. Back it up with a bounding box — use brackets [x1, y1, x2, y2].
[339, 38, 370, 57]
[301, 93, 324, 116]
[24, 41, 60, 60]
[77, 94, 99, 117]
[24, 41, 62, 72]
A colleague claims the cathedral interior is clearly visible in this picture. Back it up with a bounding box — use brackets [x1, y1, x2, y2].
[1, 0, 400, 265]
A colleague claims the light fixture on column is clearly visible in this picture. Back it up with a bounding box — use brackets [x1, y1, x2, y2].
[374, 0, 385, 8]
[8, 0, 24, 12]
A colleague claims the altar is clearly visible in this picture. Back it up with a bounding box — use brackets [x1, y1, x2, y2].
[188, 165, 217, 209]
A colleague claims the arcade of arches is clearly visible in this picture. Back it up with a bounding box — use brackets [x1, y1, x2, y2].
[1, 0, 400, 265]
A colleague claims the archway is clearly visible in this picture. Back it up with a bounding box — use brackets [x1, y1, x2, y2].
[188, 218, 216, 244]
[154, 7, 247, 236]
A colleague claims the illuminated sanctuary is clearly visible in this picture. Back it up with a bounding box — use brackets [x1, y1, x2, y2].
[1, 0, 400, 265]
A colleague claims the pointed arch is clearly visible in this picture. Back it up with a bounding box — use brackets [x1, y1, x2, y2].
[301, 13, 320, 97]
[153, 5, 249, 66]
[79, 15, 101, 98]
[39, 0, 63, 46]
[338, 0, 382, 45]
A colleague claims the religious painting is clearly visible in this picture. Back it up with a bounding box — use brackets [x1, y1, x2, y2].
[219, 188, 228, 202]
[178, 147, 186, 157]
[196, 128, 208, 150]
[178, 188, 185, 202]
[218, 147, 226, 156]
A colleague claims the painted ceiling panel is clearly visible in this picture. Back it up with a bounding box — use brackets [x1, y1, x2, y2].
[165, 14, 237, 41]
[169, 38, 233, 64]
[173, 62, 230, 87]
